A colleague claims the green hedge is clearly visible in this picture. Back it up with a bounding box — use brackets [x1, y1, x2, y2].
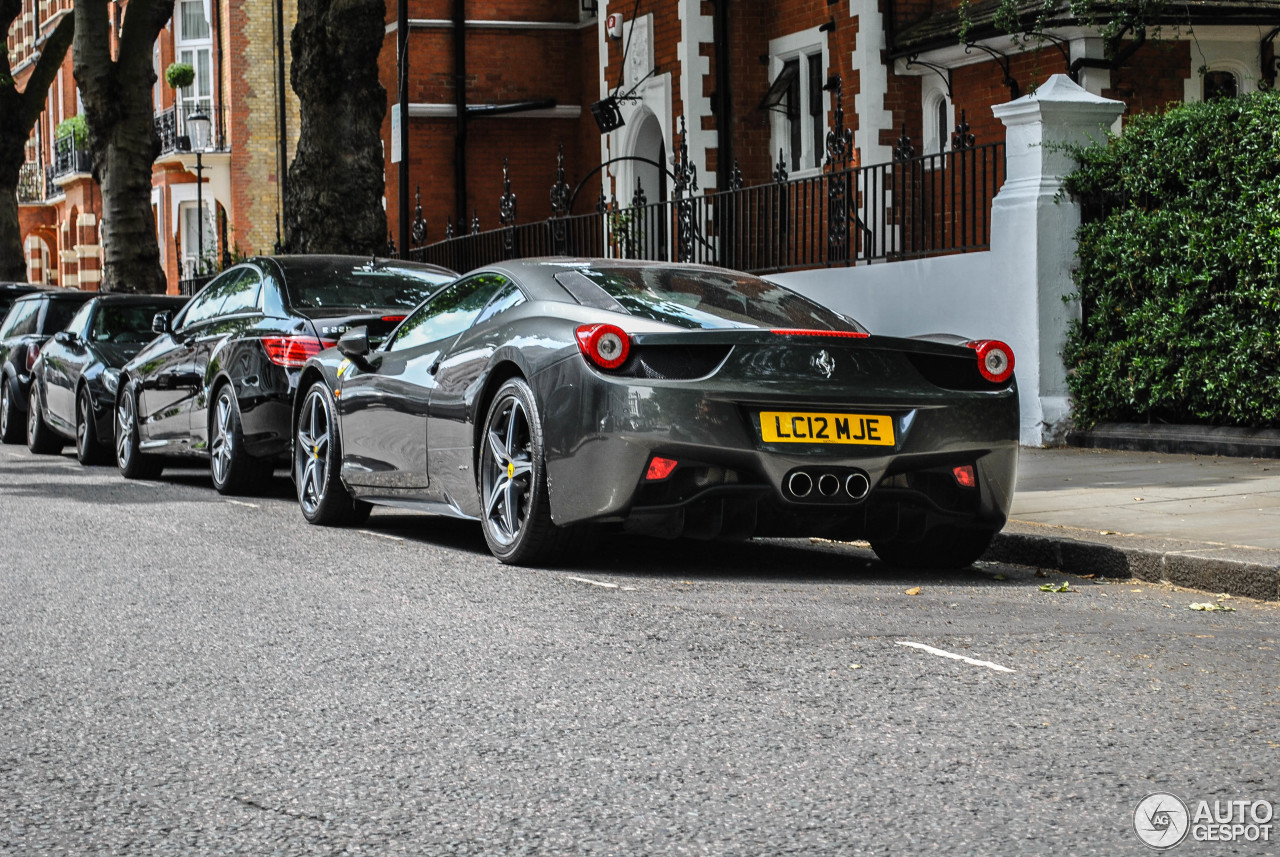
[1063, 91, 1280, 429]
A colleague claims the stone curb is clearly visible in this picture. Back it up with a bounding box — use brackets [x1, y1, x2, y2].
[986, 531, 1280, 602]
[1067, 423, 1280, 459]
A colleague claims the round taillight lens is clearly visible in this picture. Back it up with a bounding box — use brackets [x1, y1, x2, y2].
[966, 339, 1015, 384]
[575, 323, 631, 370]
[26, 343, 41, 372]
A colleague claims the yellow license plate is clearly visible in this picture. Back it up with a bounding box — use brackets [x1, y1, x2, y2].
[760, 411, 895, 446]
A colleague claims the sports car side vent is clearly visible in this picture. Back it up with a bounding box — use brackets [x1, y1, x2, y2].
[906, 352, 1012, 391]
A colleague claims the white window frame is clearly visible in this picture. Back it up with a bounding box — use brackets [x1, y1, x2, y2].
[174, 0, 213, 132]
[767, 29, 829, 179]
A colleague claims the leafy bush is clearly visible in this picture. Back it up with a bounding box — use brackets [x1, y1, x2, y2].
[1063, 91, 1280, 429]
[165, 61, 195, 89]
[55, 114, 87, 144]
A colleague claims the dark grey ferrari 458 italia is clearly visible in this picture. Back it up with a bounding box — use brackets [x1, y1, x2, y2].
[292, 258, 1018, 568]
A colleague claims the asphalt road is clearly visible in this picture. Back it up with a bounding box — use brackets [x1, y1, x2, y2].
[1, 445, 1277, 856]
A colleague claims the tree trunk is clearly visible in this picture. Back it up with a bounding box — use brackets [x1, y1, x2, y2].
[0, 7, 74, 281]
[285, 0, 388, 255]
[74, 0, 172, 294]
[0, 178, 23, 282]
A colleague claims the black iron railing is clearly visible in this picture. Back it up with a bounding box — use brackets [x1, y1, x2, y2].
[156, 106, 180, 154]
[17, 161, 44, 203]
[409, 142, 1005, 275]
[50, 135, 92, 180]
[178, 274, 214, 296]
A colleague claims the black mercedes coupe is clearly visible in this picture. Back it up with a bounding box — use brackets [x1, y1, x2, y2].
[0, 288, 95, 444]
[113, 255, 456, 493]
[27, 294, 189, 463]
[292, 258, 1019, 569]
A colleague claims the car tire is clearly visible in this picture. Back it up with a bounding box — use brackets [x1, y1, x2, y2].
[115, 379, 163, 479]
[26, 385, 63, 454]
[209, 384, 273, 496]
[478, 377, 582, 565]
[870, 526, 995, 570]
[0, 379, 21, 444]
[294, 381, 371, 526]
[75, 386, 109, 465]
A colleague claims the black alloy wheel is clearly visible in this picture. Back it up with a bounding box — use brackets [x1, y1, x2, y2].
[209, 384, 272, 495]
[115, 379, 163, 479]
[76, 386, 108, 465]
[870, 526, 995, 570]
[0, 380, 19, 444]
[294, 382, 369, 525]
[26, 386, 63, 454]
[478, 377, 580, 565]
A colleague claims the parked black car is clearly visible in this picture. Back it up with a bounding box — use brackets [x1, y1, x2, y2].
[27, 294, 190, 462]
[114, 255, 456, 493]
[0, 289, 95, 443]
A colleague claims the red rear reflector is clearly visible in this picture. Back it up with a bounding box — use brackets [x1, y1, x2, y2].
[645, 457, 679, 481]
[25, 343, 41, 372]
[261, 336, 334, 368]
[772, 329, 869, 338]
[382, 315, 406, 323]
[953, 464, 977, 489]
[965, 339, 1015, 384]
[575, 323, 631, 370]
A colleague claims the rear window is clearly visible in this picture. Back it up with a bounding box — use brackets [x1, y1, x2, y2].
[282, 262, 454, 311]
[556, 266, 865, 332]
[92, 302, 176, 344]
[42, 298, 89, 334]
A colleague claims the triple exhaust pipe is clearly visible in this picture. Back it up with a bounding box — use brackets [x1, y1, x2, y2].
[786, 469, 871, 502]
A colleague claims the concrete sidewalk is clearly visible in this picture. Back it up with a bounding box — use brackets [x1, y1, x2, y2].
[988, 447, 1280, 600]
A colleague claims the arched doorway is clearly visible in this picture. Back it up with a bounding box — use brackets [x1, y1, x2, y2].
[624, 109, 668, 260]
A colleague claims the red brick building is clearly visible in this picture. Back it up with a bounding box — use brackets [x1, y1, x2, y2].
[9, 0, 299, 293]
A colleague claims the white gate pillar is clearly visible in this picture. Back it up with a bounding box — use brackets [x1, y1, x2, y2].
[989, 74, 1124, 446]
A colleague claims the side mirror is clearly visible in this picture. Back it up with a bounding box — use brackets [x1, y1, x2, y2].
[337, 326, 371, 360]
[152, 311, 173, 335]
[53, 330, 76, 345]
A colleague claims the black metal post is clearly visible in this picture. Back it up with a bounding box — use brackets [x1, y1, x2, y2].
[454, 0, 468, 228]
[195, 152, 205, 275]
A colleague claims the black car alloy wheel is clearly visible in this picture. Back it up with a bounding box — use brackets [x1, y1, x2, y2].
[294, 382, 368, 525]
[209, 385, 272, 495]
[479, 378, 574, 565]
[26, 386, 62, 455]
[0, 381, 18, 444]
[76, 386, 106, 465]
[116, 380, 162, 479]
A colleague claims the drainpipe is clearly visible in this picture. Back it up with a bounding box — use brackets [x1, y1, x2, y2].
[275, 0, 288, 242]
[454, 0, 467, 228]
[213, 0, 225, 147]
[397, 0, 409, 253]
[1069, 27, 1146, 82]
[712, 0, 733, 192]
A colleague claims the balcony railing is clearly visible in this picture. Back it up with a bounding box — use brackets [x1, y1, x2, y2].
[156, 102, 220, 155]
[408, 142, 1006, 276]
[50, 135, 92, 180]
[17, 161, 44, 203]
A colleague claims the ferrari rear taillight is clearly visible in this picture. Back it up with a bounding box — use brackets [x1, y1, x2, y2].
[771, 329, 869, 339]
[575, 323, 631, 370]
[965, 339, 1015, 384]
[261, 336, 335, 368]
[25, 343, 40, 372]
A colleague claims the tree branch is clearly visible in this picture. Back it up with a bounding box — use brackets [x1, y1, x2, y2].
[19, 11, 75, 130]
[72, 0, 112, 103]
[118, 0, 174, 77]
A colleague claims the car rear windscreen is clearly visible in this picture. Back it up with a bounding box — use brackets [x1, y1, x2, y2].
[559, 267, 866, 332]
[92, 303, 175, 344]
[283, 263, 455, 310]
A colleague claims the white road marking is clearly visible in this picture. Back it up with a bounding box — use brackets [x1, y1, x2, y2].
[358, 530, 403, 542]
[225, 500, 259, 508]
[897, 641, 1015, 673]
[566, 576, 618, 589]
